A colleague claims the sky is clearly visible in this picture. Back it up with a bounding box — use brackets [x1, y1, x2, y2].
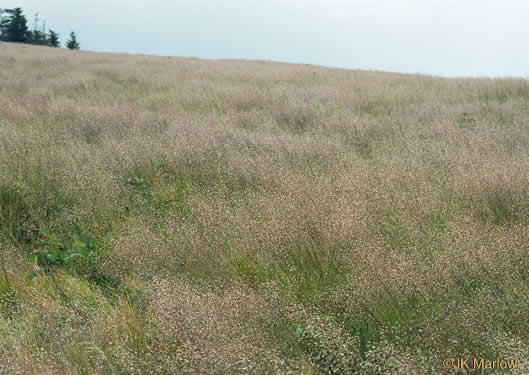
[4, 0, 529, 78]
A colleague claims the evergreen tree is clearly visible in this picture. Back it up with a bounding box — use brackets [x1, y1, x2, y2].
[27, 12, 48, 45]
[48, 29, 60, 47]
[66, 31, 80, 50]
[0, 9, 8, 41]
[3, 8, 28, 43]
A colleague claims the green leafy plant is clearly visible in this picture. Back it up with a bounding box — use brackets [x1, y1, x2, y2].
[28, 233, 103, 274]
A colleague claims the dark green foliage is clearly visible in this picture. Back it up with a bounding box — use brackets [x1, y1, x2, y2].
[66, 31, 80, 50]
[26, 226, 121, 295]
[47, 29, 60, 47]
[0, 8, 63, 47]
[27, 12, 48, 45]
[26, 30, 48, 45]
[1, 8, 28, 43]
[0, 9, 8, 40]
[28, 233, 102, 271]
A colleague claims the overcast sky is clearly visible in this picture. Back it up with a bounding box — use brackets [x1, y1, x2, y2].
[5, 1, 529, 78]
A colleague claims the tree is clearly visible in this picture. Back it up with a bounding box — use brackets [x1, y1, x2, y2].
[65, 31, 79, 50]
[0, 9, 8, 41]
[48, 29, 60, 47]
[27, 12, 48, 45]
[2, 8, 28, 43]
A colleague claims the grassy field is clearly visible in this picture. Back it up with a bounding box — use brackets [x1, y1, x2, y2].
[1, 41, 529, 374]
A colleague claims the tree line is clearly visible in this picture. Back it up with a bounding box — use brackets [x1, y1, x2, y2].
[0, 7, 79, 49]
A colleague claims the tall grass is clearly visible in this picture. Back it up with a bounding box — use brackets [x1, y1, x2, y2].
[1, 42, 529, 373]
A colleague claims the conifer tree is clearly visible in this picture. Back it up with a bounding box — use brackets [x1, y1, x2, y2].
[48, 29, 60, 47]
[3, 8, 28, 43]
[0, 9, 8, 41]
[27, 12, 48, 45]
[66, 31, 79, 50]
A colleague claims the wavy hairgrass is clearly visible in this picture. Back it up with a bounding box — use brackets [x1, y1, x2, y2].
[1, 42, 529, 373]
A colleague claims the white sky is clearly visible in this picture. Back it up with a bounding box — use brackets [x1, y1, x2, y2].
[4, 0, 529, 78]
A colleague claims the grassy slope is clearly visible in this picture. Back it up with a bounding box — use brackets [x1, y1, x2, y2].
[1, 41, 529, 374]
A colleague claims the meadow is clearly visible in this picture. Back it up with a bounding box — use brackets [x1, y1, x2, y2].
[1, 42, 529, 374]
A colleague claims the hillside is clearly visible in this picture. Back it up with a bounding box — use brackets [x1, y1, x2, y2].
[1, 42, 529, 374]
